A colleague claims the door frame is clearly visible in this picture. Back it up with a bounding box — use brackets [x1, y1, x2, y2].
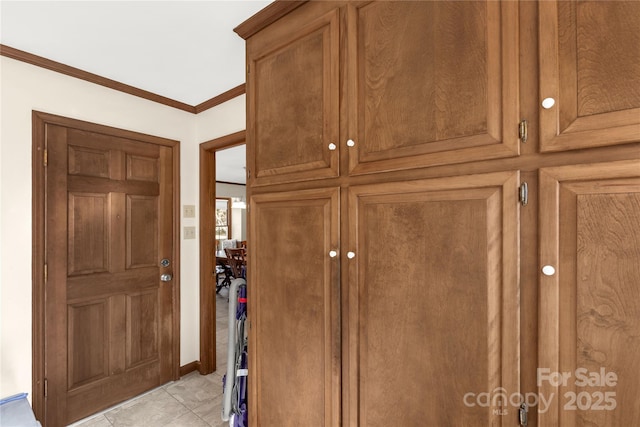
[31, 111, 181, 422]
[199, 130, 245, 374]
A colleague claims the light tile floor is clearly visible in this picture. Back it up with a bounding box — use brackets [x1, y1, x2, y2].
[70, 290, 232, 427]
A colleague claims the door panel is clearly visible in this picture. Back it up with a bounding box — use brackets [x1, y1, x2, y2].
[68, 193, 110, 275]
[539, 0, 640, 152]
[247, 7, 340, 186]
[68, 145, 110, 178]
[126, 195, 159, 268]
[126, 154, 159, 182]
[68, 300, 109, 389]
[126, 290, 159, 368]
[348, 1, 520, 175]
[348, 171, 520, 426]
[539, 160, 640, 426]
[45, 122, 176, 426]
[249, 188, 340, 427]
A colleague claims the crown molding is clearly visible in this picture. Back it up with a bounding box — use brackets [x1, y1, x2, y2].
[234, 0, 307, 40]
[1, 44, 244, 114]
[194, 84, 245, 113]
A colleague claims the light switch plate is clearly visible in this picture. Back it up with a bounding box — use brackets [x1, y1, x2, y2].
[183, 205, 196, 218]
[184, 226, 196, 239]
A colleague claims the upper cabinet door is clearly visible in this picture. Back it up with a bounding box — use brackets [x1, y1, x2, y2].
[247, 6, 340, 187]
[539, 1, 640, 152]
[347, 1, 520, 175]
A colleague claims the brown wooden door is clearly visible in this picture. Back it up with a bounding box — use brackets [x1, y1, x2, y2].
[539, 0, 640, 152]
[44, 124, 176, 426]
[347, 171, 520, 426]
[247, 3, 340, 187]
[347, 1, 520, 175]
[249, 188, 340, 426]
[539, 160, 640, 426]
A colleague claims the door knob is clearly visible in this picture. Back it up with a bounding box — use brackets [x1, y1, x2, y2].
[160, 274, 173, 282]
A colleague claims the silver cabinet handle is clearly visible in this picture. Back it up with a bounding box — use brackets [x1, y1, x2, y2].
[160, 274, 173, 282]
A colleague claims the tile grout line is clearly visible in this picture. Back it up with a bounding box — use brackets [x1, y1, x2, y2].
[162, 387, 210, 426]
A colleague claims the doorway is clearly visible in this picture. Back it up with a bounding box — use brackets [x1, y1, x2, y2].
[199, 131, 246, 373]
[32, 111, 181, 426]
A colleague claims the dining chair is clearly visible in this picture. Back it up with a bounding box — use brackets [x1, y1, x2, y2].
[215, 254, 233, 293]
[225, 247, 247, 279]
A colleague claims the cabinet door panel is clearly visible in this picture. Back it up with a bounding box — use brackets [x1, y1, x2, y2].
[348, 1, 519, 175]
[539, 160, 640, 426]
[539, 1, 640, 152]
[249, 188, 340, 426]
[247, 7, 339, 186]
[348, 172, 519, 426]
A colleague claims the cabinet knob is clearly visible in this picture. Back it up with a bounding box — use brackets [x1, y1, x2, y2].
[541, 265, 556, 276]
[328, 143, 337, 151]
[329, 250, 338, 258]
[541, 97, 555, 109]
[346, 139, 355, 147]
[347, 251, 356, 259]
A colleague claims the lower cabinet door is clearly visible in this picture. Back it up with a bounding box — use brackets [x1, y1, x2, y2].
[249, 187, 340, 427]
[347, 171, 521, 426]
[539, 159, 640, 426]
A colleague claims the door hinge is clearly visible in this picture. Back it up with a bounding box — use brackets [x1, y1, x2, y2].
[44, 378, 48, 398]
[519, 119, 528, 143]
[519, 182, 528, 206]
[43, 149, 48, 167]
[519, 403, 528, 426]
[44, 264, 48, 283]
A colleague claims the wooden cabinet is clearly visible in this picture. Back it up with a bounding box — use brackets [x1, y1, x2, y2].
[539, 160, 640, 426]
[347, 1, 520, 175]
[236, 1, 640, 426]
[249, 188, 340, 426]
[246, 4, 340, 186]
[539, 0, 640, 152]
[246, 1, 521, 186]
[347, 171, 520, 426]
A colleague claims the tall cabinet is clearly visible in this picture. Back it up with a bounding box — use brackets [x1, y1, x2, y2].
[235, 1, 640, 426]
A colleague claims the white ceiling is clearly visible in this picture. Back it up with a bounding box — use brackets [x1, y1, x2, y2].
[1, 0, 266, 184]
[216, 144, 246, 184]
[0, 0, 272, 106]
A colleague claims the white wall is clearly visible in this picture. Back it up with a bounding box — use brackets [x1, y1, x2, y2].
[0, 56, 246, 399]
